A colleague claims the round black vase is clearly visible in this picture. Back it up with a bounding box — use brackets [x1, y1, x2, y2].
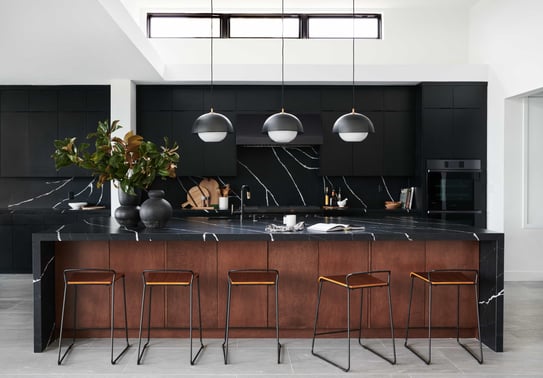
[114, 189, 141, 227]
[139, 190, 172, 228]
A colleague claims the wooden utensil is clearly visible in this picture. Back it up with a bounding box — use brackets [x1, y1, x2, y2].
[181, 186, 210, 208]
[199, 178, 220, 205]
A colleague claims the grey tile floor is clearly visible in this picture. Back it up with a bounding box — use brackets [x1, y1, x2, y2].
[1, 274, 542, 377]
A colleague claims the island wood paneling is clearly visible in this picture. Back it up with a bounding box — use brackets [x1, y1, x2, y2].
[316, 240, 369, 329]
[52, 239, 479, 338]
[268, 241, 319, 329]
[166, 241, 218, 329]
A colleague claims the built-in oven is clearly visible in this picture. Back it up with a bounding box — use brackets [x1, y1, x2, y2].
[426, 159, 485, 227]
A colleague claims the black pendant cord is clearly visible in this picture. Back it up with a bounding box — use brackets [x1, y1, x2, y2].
[280, 0, 285, 113]
[210, 0, 214, 112]
[351, 0, 356, 113]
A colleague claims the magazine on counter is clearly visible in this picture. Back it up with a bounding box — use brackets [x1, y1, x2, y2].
[307, 223, 365, 232]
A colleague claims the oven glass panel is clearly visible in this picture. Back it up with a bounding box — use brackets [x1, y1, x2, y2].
[427, 172, 476, 210]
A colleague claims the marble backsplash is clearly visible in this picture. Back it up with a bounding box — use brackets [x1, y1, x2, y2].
[1, 146, 415, 212]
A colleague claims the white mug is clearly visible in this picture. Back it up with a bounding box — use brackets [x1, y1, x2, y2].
[283, 214, 296, 228]
[219, 197, 229, 210]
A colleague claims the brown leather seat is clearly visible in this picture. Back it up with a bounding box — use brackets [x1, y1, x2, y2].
[222, 269, 281, 364]
[137, 269, 204, 365]
[311, 270, 396, 372]
[405, 269, 483, 364]
[58, 268, 130, 365]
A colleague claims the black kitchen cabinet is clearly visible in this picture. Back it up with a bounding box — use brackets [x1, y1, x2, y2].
[0, 86, 110, 178]
[420, 83, 486, 160]
[383, 111, 415, 175]
[320, 111, 353, 176]
[0, 225, 13, 271]
[137, 86, 237, 177]
[352, 112, 384, 176]
[1, 112, 58, 177]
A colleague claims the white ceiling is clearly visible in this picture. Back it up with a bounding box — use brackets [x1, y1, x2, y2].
[0, 0, 479, 85]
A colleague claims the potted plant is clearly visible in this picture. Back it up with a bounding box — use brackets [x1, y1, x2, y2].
[52, 120, 179, 226]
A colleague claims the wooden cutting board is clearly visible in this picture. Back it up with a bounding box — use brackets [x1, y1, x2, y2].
[182, 186, 210, 208]
[199, 178, 220, 205]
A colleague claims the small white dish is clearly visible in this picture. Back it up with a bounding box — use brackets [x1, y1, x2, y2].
[68, 202, 87, 210]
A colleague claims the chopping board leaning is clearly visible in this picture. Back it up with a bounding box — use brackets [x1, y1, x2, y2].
[182, 186, 211, 209]
[199, 178, 220, 205]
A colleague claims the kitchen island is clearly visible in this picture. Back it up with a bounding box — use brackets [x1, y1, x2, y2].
[32, 214, 503, 353]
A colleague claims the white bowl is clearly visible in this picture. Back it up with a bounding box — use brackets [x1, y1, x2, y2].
[68, 202, 87, 210]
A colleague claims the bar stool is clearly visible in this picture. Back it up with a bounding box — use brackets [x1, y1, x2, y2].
[404, 269, 483, 364]
[57, 268, 130, 365]
[311, 270, 396, 372]
[222, 269, 281, 364]
[137, 269, 204, 365]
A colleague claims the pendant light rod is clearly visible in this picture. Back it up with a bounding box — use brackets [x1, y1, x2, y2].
[281, 0, 285, 112]
[351, 0, 355, 112]
[210, 0, 214, 111]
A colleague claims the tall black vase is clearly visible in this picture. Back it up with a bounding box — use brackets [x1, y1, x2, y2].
[114, 189, 141, 227]
[139, 190, 172, 228]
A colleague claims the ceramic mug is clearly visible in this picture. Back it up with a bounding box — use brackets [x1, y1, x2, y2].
[283, 214, 296, 228]
[219, 197, 229, 210]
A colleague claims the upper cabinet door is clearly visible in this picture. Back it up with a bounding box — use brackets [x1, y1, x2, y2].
[352, 111, 384, 176]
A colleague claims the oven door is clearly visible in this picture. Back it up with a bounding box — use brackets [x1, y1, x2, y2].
[425, 159, 484, 227]
[427, 171, 480, 211]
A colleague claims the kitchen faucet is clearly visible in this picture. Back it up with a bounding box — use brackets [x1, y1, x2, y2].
[240, 185, 251, 221]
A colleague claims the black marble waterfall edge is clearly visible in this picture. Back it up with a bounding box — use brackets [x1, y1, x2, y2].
[32, 215, 504, 353]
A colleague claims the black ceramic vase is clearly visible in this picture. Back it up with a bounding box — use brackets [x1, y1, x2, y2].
[139, 189, 172, 228]
[114, 189, 141, 227]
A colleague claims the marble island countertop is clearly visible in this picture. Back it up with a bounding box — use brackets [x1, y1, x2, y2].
[34, 214, 502, 243]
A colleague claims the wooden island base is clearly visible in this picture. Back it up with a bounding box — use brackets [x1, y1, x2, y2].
[53, 240, 480, 339]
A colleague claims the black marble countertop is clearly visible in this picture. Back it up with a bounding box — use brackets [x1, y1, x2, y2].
[33, 214, 503, 243]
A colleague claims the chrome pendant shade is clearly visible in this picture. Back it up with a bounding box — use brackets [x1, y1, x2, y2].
[262, 0, 303, 143]
[333, 0, 374, 143]
[262, 110, 303, 144]
[193, 0, 233, 143]
[192, 110, 234, 143]
[332, 110, 375, 142]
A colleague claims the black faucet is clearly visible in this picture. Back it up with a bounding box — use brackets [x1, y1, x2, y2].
[240, 185, 251, 221]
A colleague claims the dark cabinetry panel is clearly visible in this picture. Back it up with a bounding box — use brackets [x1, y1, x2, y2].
[138, 86, 237, 176]
[320, 87, 415, 177]
[0, 225, 13, 271]
[0, 86, 110, 178]
[420, 83, 486, 160]
[1, 112, 58, 176]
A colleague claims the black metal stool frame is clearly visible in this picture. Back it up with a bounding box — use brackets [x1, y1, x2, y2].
[404, 268, 483, 364]
[311, 270, 397, 372]
[137, 269, 204, 365]
[222, 269, 281, 365]
[57, 268, 130, 365]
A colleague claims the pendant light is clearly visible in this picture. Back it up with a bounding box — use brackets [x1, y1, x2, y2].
[262, 0, 303, 143]
[192, 0, 234, 143]
[332, 0, 375, 142]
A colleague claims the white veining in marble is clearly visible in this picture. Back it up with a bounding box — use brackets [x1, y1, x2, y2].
[280, 147, 319, 169]
[473, 232, 480, 240]
[7, 178, 73, 208]
[381, 176, 396, 202]
[272, 147, 306, 206]
[202, 232, 219, 242]
[342, 176, 368, 208]
[56, 225, 66, 241]
[32, 255, 55, 284]
[404, 232, 413, 241]
[480, 289, 505, 305]
[238, 160, 279, 206]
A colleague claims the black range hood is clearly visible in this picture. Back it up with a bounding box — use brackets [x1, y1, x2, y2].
[235, 113, 323, 146]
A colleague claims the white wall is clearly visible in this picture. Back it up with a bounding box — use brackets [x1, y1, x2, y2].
[149, 6, 473, 83]
[469, 0, 543, 280]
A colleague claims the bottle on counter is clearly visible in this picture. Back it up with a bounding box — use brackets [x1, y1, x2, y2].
[324, 186, 329, 206]
[330, 188, 337, 207]
[337, 187, 342, 203]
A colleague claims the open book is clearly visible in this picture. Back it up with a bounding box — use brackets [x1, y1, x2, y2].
[307, 223, 365, 232]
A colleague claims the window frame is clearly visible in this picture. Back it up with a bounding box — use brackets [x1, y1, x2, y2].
[147, 13, 382, 39]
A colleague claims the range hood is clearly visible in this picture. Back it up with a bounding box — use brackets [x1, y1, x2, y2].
[235, 113, 323, 146]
